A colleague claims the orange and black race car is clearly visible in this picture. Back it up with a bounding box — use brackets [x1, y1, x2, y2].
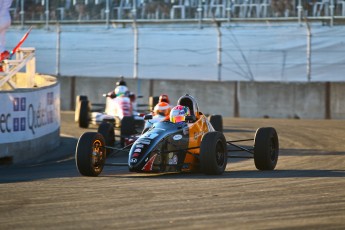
[75, 94, 279, 176]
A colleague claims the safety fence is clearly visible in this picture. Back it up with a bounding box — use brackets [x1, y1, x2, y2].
[7, 23, 345, 82]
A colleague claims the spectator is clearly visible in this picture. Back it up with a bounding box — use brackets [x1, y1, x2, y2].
[271, 0, 294, 17]
[75, 0, 88, 21]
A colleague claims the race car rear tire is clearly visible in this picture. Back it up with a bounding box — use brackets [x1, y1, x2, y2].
[97, 122, 115, 150]
[78, 100, 90, 128]
[120, 116, 136, 146]
[75, 95, 88, 122]
[75, 132, 106, 177]
[200, 131, 227, 175]
[254, 127, 279, 170]
[209, 115, 223, 132]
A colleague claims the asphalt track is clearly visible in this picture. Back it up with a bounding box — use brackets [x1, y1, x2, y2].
[1, 111, 345, 229]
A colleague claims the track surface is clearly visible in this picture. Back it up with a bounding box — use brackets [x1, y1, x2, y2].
[1, 111, 345, 229]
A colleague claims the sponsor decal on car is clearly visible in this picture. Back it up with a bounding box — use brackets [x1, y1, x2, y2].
[136, 144, 144, 148]
[130, 158, 137, 163]
[132, 153, 140, 158]
[134, 148, 141, 152]
[194, 131, 205, 140]
[183, 127, 189, 135]
[143, 132, 159, 139]
[173, 134, 182, 141]
[137, 138, 151, 145]
[142, 154, 158, 171]
[168, 155, 178, 165]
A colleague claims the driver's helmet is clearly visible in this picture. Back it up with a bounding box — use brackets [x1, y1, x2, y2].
[170, 105, 190, 123]
[116, 76, 127, 86]
[114, 85, 128, 97]
[159, 94, 170, 104]
[154, 102, 171, 117]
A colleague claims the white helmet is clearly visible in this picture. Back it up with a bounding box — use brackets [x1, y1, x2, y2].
[114, 85, 128, 96]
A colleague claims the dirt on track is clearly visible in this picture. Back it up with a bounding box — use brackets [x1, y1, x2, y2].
[0, 111, 344, 229]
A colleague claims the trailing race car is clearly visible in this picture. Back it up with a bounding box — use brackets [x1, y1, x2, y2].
[74, 83, 151, 145]
[75, 94, 279, 176]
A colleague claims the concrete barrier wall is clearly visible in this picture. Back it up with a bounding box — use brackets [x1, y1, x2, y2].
[0, 75, 60, 164]
[237, 82, 327, 119]
[58, 76, 345, 119]
[330, 82, 345, 119]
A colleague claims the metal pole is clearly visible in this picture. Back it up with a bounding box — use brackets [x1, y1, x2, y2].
[197, 0, 203, 29]
[20, 0, 24, 29]
[133, 25, 138, 79]
[216, 22, 222, 81]
[105, 0, 110, 29]
[45, 0, 49, 30]
[330, 0, 334, 27]
[306, 21, 311, 82]
[133, 0, 138, 79]
[56, 24, 61, 77]
[297, 0, 303, 26]
[132, 0, 137, 20]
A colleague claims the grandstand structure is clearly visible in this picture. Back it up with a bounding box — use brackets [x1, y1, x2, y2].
[9, 0, 345, 25]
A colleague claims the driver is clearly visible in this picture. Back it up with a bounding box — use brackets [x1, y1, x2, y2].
[143, 101, 172, 132]
[112, 85, 132, 118]
[170, 105, 190, 124]
[153, 101, 171, 118]
[116, 75, 127, 87]
[158, 94, 170, 104]
[108, 76, 130, 99]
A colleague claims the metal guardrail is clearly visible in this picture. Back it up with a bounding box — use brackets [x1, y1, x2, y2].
[0, 48, 36, 90]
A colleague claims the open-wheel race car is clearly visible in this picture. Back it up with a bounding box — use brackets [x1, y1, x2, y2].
[75, 94, 279, 176]
[74, 85, 152, 146]
[75, 91, 145, 128]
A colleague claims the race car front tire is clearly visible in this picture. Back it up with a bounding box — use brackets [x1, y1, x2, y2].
[253, 127, 279, 170]
[75, 132, 106, 177]
[200, 131, 227, 175]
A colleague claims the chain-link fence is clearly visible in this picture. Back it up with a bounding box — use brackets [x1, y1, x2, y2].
[7, 22, 345, 82]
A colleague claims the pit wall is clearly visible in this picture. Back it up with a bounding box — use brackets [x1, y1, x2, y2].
[0, 74, 60, 164]
[58, 76, 345, 119]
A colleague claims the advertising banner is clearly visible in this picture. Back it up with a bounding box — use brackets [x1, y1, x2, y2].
[0, 84, 60, 144]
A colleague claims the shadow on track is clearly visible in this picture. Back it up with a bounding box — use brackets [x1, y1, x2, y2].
[0, 136, 79, 184]
[103, 168, 345, 180]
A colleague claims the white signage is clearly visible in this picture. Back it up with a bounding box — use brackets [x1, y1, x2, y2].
[0, 85, 60, 144]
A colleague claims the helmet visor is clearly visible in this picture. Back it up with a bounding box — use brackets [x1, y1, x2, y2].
[172, 115, 185, 123]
